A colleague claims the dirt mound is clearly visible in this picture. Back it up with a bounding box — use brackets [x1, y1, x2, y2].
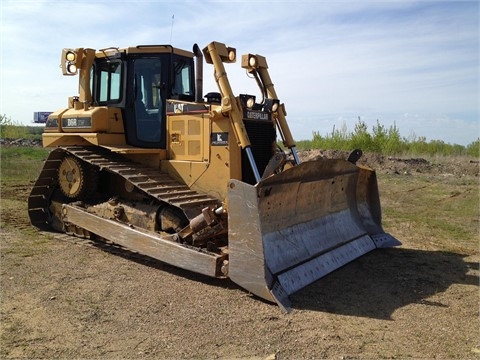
[297, 149, 479, 178]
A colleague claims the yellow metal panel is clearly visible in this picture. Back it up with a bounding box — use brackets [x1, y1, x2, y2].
[167, 114, 204, 161]
[107, 108, 124, 133]
[188, 119, 201, 135]
[171, 140, 185, 156]
[42, 133, 126, 148]
[171, 120, 184, 133]
[188, 140, 201, 156]
[162, 110, 245, 201]
[58, 106, 113, 133]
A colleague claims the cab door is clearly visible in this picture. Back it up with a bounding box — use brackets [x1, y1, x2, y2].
[124, 56, 168, 148]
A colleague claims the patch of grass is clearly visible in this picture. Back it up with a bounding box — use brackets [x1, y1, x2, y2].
[0, 147, 50, 186]
[379, 174, 479, 254]
[1, 146, 49, 161]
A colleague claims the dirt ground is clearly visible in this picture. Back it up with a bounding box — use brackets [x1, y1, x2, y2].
[1, 148, 479, 359]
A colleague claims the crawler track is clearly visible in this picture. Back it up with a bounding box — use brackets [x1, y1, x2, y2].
[28, 146, 220, 230]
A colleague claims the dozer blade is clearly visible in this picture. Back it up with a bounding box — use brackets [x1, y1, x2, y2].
[227, 158, 400, 312]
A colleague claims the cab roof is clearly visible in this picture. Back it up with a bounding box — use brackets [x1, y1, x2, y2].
[96, 45, 193, 58]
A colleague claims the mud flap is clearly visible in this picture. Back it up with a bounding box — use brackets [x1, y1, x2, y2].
[227, 158, 400, 312]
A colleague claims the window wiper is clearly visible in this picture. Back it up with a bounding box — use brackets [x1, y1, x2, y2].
[99, 47, 121, 62]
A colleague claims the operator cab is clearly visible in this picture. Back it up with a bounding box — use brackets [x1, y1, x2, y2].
[92, 46, 196, 148]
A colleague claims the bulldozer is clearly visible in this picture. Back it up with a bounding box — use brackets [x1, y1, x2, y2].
[28, 41, 400, 311]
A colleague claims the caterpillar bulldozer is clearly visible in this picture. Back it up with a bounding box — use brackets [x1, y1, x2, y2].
[28, 41, 400, 311]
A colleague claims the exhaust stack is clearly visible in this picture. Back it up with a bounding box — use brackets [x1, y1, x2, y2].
[193, 43, 203, 102]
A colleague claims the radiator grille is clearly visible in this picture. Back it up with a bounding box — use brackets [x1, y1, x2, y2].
[241, 119, 276, 185]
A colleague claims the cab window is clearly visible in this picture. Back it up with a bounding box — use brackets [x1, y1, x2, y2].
[96, 60, 122, 104]
[171, 59, 194, 101]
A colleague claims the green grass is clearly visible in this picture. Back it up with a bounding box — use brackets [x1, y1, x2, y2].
[379, 174, 479, 254]
[0, 147, 50, 229]
[0, 146, 50, 160]
[0, 147, 54, 260]
[0, 147, 51, 186]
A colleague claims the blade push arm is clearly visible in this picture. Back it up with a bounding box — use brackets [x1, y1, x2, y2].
[203, 41, 261, 182]
[203, 41, 251, 149]
[241, 53, 301, 165]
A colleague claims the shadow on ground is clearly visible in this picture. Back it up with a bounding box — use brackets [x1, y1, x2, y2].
[63, 234, 478, 319]
[290, 248, 478, 319]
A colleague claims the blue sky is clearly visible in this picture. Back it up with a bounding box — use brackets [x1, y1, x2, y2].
[0, 0, 478, 145]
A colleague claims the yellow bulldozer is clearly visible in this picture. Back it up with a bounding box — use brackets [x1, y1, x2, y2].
[28, 41, 400, 311]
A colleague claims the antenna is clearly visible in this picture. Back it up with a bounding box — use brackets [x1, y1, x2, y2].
[170, 14, 175, 44]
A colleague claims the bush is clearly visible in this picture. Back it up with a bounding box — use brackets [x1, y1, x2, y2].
[466, 138, 480, 157]
[0, 114, 43, 140]
[297, 118, 472, 157]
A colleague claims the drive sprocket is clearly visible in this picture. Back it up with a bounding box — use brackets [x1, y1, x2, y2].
[58, 155, 97, 199]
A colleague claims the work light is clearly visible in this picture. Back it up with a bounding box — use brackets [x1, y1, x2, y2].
[61, 48, 79, 75]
